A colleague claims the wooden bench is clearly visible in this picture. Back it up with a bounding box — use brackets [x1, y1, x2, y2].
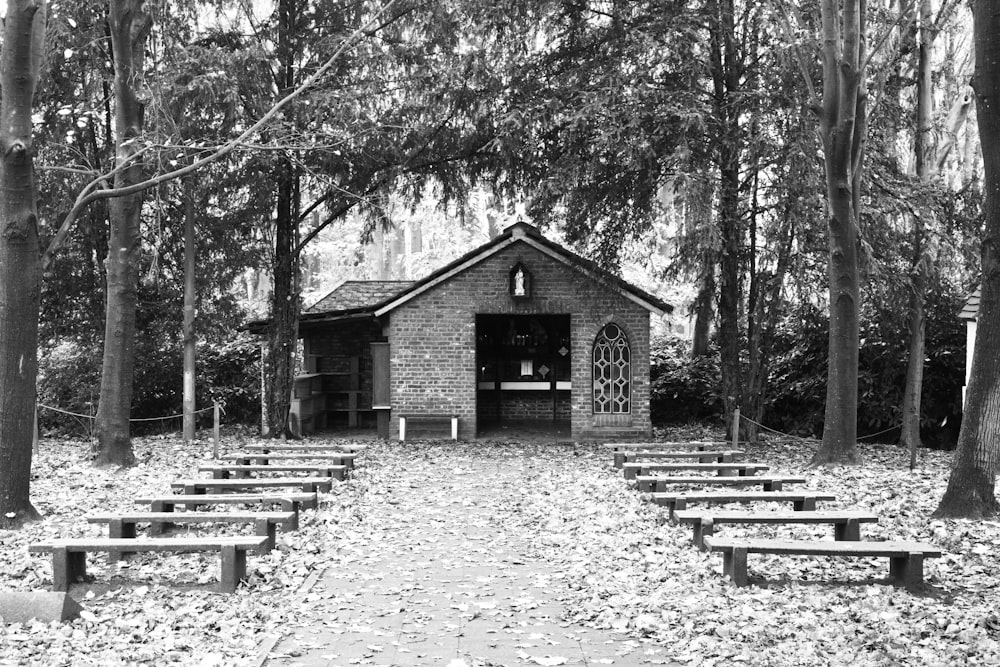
[645, 491, 837, 515]
[219, 452, 357, 469]
[701, 536, 942, 591]
[399, 414, 458, 441]
[242, 443, 368, 453]
[673, 510, 879, 548]
[86, 511, 296, 556]
[171, 477, 334, 495]
[604, 441, 736, 451]
[623, 462, 768, 480]
[636, 475, 806, 493]
[135, 492, 316, 517]
[197, 464, 347, 481]
[28, 536, 268, 593]
[614, 449, 744, 469]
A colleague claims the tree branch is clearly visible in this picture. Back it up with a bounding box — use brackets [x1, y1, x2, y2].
[41, 0, 402, 272]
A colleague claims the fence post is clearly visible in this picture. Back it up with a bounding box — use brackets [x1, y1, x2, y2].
[731, 407, 740, 450]
[213, 402, 221, 459]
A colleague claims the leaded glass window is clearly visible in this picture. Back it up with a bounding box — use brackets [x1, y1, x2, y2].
[593, 323, 631, 414]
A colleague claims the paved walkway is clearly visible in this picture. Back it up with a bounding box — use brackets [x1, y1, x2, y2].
[265, 444, 667, 666]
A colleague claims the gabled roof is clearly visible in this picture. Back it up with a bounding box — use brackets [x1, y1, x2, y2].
[373, 221, 672, 317]
[960, 287, 980, 320]
[306, 280, 414, 315]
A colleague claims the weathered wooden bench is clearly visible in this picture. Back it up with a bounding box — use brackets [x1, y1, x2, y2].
[219, 452, 357, 469]
[674, 510, 879, 548]
[604, 441, 736, 451]
[136, 492, 316, 514]
[86, 511, 296, 556]
[623, 462, 768, 480]
[242, 443, 368, 453]
[615, 449, 744, 469]
[399, 414, 458, 441]
[636, 474, 806, 493]
[28, 536, 268, 593]
[702, 536, 942, 591]
[171, 477, 334, 495]
[645, 491, 837, 515]
[197, 464, 347, 481]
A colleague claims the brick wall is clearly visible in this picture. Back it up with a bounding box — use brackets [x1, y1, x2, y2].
[387, 240, 654, 440]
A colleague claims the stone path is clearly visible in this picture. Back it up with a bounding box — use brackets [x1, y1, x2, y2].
[265, 445, 668, 666]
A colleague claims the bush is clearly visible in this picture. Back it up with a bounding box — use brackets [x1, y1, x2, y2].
[649, 335, 723, 424]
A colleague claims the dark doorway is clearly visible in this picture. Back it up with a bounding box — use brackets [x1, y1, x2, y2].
[475, 314, 571, 436]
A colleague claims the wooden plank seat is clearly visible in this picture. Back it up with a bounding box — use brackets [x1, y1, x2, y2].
[399, 414, 458, 441]
[645, 491, 837, 515]
[636, 474, 806, 493]
[197, 464, 347, 481]
[701, 536, 942, 591]
[86, 511, 297, 556]
[673, 510, 879, 549]
[615, 449, 744, 469]
[604, 441, 736, 451]
[623, 462, 768, 480]
[135, 492, 316, 517]
[219, 452, 357, 469]
[28, 536, 268, 593]
[171, 477, 334, 495]
[242, 443, 368, 453]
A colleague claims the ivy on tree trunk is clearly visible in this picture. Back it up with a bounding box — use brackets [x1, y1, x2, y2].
[0, 0, 46, 528]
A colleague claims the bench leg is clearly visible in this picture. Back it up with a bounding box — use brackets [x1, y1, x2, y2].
[764, 481, 783, 491]
[219, 546, 248, 594]
[889, 553, 924, 590]
[693, 518, 714, 551]
[255, 519, 276, 553]
[835, 518, 861, 541]
[613, 452, 625, 468]
[722, 547, 749, 587]
[623, 466, 638, 480]
[212, 470, 230, 480]
[108, 519, 138, 563]
[52, 549, 86, 592]
[451, 417, 458, 440]
[794, 498, 816, 511]
[399, 417, 407, 441]
[278, 500, 300, 530]
[328, 467, 345, 482]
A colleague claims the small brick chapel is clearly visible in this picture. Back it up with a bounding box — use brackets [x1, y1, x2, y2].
[285, 221, 671, 441]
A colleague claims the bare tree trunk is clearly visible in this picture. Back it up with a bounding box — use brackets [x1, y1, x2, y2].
[689, 177, 716, 358]
[934, 0, 1000, 518]
[810, 0, 867, 466]
[182, 174, 197, 443]
[95, 0, 152, 467]
[936, 86, 975, 175]
[0, 0, 46, 528]
[901, 0, 936, 466]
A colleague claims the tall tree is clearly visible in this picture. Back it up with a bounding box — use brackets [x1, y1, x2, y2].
[808, 0, 869, 465]
[934, 0, 1000, 518]
[94, 0, 153, 467]
[0, 0, 47, 527]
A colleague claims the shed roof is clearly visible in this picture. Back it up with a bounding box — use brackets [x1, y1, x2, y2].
[960, 287, 980, 320]
[306, 280, 414, 314]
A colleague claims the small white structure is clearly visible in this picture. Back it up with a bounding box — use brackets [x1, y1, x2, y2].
[959, 287, 980, 407]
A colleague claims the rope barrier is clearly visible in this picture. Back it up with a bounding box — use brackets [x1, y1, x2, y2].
[38, 403, 216, 423]
[738, 412, 901, 442]
[738, 414, 812, 441]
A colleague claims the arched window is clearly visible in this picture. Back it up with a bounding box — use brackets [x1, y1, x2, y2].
[593, 323, 631, 414]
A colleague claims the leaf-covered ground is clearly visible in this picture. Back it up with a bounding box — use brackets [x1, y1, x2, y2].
[1, 429, 998, 666]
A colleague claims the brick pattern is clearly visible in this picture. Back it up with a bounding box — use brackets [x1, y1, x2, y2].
[477, 390, 572, 421]
[388, 242, 653, 440]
